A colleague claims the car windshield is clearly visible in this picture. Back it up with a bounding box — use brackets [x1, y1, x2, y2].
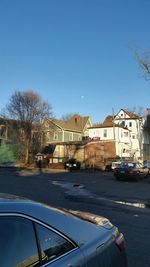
[120, 162, 136, 168]
[68, 159, 76, 162]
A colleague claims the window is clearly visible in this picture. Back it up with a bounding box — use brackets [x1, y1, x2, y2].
[129, 122, 132, 127]
[0, 216, 39, 267]
[36, 224, 75, 264]
[53, 132, 58, 140]
[69, 133, 73, 141]
[121, 162, 135, 168]
[132, 135, 135, 139]
[103, 129, 107, 137]
[121, 121, 125, 127]
[124, 132, 128, 137]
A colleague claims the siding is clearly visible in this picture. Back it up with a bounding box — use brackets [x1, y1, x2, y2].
[64, 131, 82, 142]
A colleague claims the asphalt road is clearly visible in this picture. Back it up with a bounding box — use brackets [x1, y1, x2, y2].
[0, 168, 150, 267]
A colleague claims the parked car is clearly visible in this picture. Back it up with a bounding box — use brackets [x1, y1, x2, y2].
[64, 158, 81, 170]
[0, 193, 127, 267]
[0, 162, 18, 168]
[114, 162, 149, 181]
[143, 160, 150, 170]
[111, 161, 122, 170]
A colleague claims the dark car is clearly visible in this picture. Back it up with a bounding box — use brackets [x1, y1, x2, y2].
[114, 162, 149, 181]
[143, 160, 150, 170]
[65, 158, 81, 170]
[0, 194, 127, 267]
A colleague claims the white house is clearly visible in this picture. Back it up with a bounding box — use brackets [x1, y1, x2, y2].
[89, 117, 132, 159]
[114, 109, 144, 160]
[141, 108, 150, 161]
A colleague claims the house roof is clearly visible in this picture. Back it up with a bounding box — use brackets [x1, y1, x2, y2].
[88, 121, 128, 130]
[103, 115, 114, 123]
[89, 114, 130, 130]
[115, 109, 141, 119]
[89, 108, 142, 130]
[44, 115, 91, 133]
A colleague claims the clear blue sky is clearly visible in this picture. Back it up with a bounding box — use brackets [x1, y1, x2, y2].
[0, 0, 150, 123]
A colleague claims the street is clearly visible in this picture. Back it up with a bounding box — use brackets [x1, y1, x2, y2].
[0, 168, 150, 267]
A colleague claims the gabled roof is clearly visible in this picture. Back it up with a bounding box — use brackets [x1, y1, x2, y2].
[88, 121, 128, 130]
[115, 109, 141, 119]
[44, 115, 91, 133]
[88, 115, 129, 130]
[103, 115, 114, 123]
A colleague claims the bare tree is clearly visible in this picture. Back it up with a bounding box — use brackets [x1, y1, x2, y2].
[125, 106, 146, 118]
[5, 90, 52, 164]
[133, 48, 150, 80]
[60, 113, 80, 121]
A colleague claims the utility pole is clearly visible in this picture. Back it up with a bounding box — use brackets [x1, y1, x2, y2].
[112, 108, 116, 140]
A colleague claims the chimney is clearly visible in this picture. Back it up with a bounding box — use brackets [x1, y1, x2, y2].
[74, 115, 80, 125]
